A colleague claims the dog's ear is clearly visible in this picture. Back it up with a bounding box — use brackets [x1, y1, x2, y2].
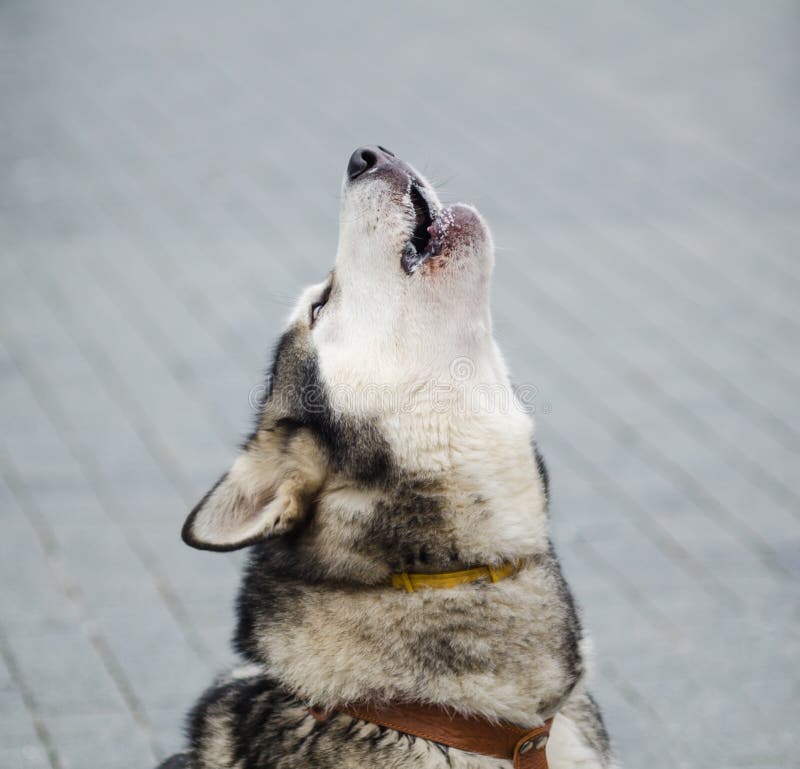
[182, 426, 327, 551]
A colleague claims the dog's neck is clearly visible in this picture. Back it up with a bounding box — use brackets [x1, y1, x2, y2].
[235, 546, 583, 725]
[232, 344, 578, 725]
[378, 369, 548, 556]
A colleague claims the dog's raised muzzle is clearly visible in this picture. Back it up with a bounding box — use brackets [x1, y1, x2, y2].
[346, 144, 396, 180]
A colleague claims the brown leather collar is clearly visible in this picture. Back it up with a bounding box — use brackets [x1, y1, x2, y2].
[310, 702, 553, 769]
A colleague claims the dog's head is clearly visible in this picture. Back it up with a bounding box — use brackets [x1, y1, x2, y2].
[183, 146, 544, 563]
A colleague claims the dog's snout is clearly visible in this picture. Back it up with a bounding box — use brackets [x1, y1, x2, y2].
[346, 145, 395, 181]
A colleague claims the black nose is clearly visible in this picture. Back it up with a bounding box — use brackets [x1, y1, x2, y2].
[346, 145, 395, 180]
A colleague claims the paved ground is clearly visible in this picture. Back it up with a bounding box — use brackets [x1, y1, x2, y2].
[1, 1, 798, 767]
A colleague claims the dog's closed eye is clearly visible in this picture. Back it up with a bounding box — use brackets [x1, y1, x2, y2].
[310, 283, 332, 327]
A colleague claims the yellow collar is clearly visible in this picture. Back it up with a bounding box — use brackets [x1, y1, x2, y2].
[391, 558, 528, 592]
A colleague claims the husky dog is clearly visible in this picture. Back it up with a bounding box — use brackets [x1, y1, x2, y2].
[158, 146, 613, 768]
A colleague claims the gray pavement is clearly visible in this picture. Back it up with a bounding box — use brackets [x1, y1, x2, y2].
[1, 1, 798, 767]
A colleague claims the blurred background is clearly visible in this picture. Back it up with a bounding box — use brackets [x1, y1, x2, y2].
[2, 1, 798, 767]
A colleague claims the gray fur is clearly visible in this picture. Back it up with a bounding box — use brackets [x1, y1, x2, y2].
[559, 692, 613, 766]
